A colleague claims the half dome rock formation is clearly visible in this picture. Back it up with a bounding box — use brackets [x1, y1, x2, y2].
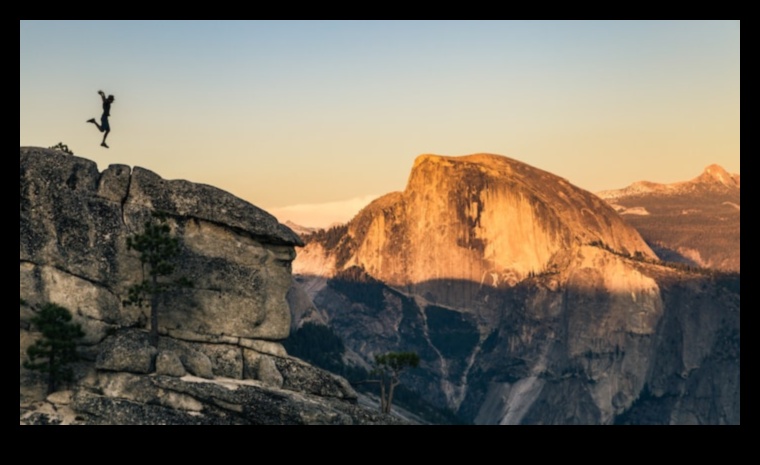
[292, 153, 740, 424]
[296, 153, 655, 307]
[19, 147, 403, 425]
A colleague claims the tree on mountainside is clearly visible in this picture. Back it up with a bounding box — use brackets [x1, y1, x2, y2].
[123, 211, 192, 347]
[370, 351, 420, 414]
[24, 303, 85, 394]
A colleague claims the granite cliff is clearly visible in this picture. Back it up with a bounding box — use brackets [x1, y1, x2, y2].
[294, 153, 740, 424]
[296, 154, 656, 309]
[19, 147, 404, 425]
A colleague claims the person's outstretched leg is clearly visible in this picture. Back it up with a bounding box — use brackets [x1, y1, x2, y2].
[87, 119, 103, 132]
[101, 130, 110, 148]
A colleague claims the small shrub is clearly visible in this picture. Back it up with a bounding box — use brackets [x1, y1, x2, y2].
[49, 142, 73, 155]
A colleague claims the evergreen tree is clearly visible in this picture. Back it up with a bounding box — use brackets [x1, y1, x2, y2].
[124, 211, 192, 347]
[24, 303, 85, 394]
[371, 351, 420, 414]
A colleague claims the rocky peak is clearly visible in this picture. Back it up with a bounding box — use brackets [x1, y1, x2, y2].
[599, 164, 740, 200]
[695, 164, 740, 189]
[299, 153, 655, 308]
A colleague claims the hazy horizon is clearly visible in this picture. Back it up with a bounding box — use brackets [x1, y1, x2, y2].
[20, 20, 740, 228]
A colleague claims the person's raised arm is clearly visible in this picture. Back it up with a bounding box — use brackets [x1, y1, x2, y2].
[98, 90, 106, 102]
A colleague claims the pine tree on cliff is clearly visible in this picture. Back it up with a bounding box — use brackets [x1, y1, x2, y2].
[124, 211, 192, 347]
[371, 351, 420, 414]
[24, 303, 85, 394]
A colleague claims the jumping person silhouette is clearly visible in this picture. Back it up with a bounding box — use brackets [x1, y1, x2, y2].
[87, 90, 115, 148]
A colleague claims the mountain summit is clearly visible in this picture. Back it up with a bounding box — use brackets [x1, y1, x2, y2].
[695, 164, 740, 188]
[298, 153, 654, 306]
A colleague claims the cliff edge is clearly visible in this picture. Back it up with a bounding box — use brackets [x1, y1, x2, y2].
[19, 147, 402, 424]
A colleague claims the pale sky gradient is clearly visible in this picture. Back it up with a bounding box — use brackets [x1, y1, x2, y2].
[20, 20, 740, 228]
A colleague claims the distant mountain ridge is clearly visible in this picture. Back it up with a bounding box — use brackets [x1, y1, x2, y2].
[598, 164, 740, 200]
[284, 220, 317, 237]
[598, 164, 740, 271]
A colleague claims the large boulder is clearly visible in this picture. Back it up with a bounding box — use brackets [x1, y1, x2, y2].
[20, 147, 302, 345]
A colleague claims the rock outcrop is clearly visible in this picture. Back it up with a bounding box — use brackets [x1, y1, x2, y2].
[294, 153, 740, 424]
[19, 147, 403, 425]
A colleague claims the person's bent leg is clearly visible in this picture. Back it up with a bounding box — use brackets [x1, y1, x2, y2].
[87, 119, 103, 131]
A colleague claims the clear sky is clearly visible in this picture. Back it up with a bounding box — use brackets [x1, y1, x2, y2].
[20, 20, 740, 228]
